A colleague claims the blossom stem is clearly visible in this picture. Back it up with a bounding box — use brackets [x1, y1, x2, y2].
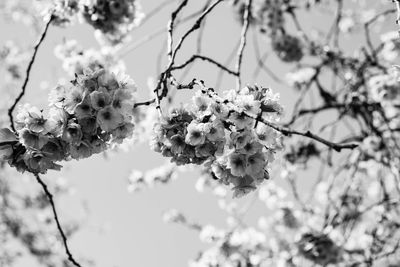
[235, 0, 252, 90]
[8, 15, 53, 133]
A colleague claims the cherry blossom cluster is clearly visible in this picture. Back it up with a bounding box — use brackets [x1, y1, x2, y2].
[0, 68, 137, 174]
[81, 0, 144, 44]
[152, 85, 283, 197]
[54, 39, 126, 76]
[3, 0, 144, 44]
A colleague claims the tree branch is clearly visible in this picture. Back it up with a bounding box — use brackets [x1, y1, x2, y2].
[235, 0, 252, 90]
[8, 15, 53, 133]
[34, 173, 83, 267]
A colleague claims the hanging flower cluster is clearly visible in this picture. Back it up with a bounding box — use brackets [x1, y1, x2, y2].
[54, 39, 126, 76]
[152, 85, 283, 197]
[81, 0, 144, 44]
[0, 68, 137, 174]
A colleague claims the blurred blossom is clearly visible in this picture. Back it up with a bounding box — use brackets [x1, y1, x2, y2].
[162, 209, 186, 224]
[127, 162, 179, 192]
[80, 0, 144, 44]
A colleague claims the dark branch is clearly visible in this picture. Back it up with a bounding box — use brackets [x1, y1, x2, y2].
[8, 15, 53, 133]
[171, 55, 237, 76]
[34, 173, 83, 267]
[235, 0, 252, 89]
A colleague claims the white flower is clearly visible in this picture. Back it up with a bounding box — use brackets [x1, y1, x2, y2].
[228, 153, 247, 176]
[204, 120, 225, 142]
[229, 111, 254, 130]
[235, 94, 261, 116]
[193, 91, 212, 116]
[255, 123, 279, 147]
[185, 121, 206, 146]
[96, 106, 123, 131]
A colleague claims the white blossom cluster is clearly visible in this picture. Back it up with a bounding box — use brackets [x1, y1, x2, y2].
[152, 85, 283, 197]
[0, 0, 144, 44]
[80, 0, 144, 44]
[0, 68, 137, 174]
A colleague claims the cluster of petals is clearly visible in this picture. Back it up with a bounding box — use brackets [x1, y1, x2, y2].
[152, 85, 283, 197]
[0, 68, 137, 174]
[40, 0, 144, 44]
[81, 0, 144, 44]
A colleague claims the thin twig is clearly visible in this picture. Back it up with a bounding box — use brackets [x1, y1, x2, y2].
[154, 0, 224, 106]
[235, 0, 252, 90]
[34, 173, 82, 267]
[139, 0, 178, 27]
[167, 0, 189, 61]
[252, 29, 283, 83]
[8, 15, 53, 133]
[394, 0, 400, 32]
[171, 55, 237, 75]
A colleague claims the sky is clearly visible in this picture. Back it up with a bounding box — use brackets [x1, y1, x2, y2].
[0, 0, 396, 266]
